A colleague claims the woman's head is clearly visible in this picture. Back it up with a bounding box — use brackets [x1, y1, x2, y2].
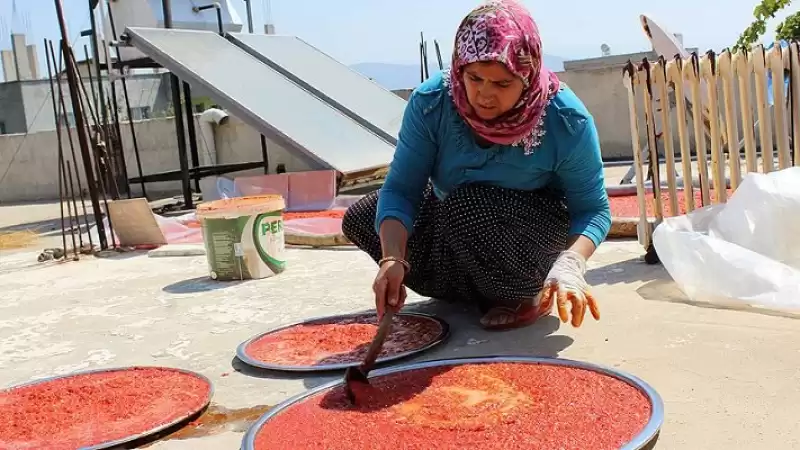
[447, 0, 559, 152]
[461, 61, 525, 120]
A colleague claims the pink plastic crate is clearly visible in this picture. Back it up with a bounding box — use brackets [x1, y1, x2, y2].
[287, 170, 337, 212]
[232, 170, 337, 212]
[234, 174, 289, 199]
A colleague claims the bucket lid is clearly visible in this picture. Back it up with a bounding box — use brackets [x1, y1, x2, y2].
[196, 195, 286, 219]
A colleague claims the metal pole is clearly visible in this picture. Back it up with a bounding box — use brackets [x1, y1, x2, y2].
[51, 41, 94, 250]
[244, 0, 267, 170]
[58, 148, 68, 259]
[163, 0, 194, 209]
[194, 4, 224, 35]
[108, 91, 131, 198]
[260, 135, 269, 174]
[87, 0, 109, 132]
[105, 84, 129, 199]
[65, 161, 82, 258]
[70, 48, 120, 200]
[183, 82, 201, 192]
[96, 0, 130, 197]
[244, 0, 254, 33]
[72, 49, 101, 127]
[85, 2, 114, 196]
[83, 45, 100, 115]
[107, 0, 146, 198]
[45, 41, 62, 142]
[434, 40, 444, 71]
[422, 39, 430, 80]
[420, 32, 425, 80]
[419, 41, 424, 83]
[87, 43, 122, 199]
[94, 137, 118, 249]
[244, 1, 268, 172]
[77, 78, 114, 244]
[45, 40, 68, 259]
[170, 78, 193, 208]
[70, 50, 98, 123]
[53, 0, 108, 249]
[121, 76, 147, 197]
[162, 0, 173, 28]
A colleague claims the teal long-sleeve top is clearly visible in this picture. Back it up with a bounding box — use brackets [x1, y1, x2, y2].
[375, 72, 611, 248]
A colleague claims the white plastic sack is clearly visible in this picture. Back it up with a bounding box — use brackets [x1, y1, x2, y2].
[217, 177, 242, 199]
[152, 213, 203, 244]
[653, 167, 800, 311]
[199, 177, 241, 202]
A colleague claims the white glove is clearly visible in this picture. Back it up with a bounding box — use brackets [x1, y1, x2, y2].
[539, 250, 600, 327]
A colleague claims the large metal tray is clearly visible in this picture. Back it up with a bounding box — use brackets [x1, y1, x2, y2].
[0, 366, 213, 450]
[235, 312, 450, 372]
[241, 356, 664, 450]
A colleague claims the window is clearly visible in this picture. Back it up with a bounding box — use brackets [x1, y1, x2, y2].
[130, 106, 152, 121]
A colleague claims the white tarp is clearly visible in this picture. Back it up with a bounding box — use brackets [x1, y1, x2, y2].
[654, 167, 800, 311]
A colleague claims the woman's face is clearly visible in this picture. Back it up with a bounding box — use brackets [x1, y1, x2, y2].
[462, 61, 524, 120]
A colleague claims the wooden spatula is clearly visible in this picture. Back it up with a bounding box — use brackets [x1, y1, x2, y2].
[343, 309, 395, 405]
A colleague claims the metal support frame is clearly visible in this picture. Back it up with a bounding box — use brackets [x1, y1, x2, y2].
[107, 0, 147, 198]
[162, 0, 194, 209]
[87, 0, 112, 179]
[243, 0, 254, 34]
[112, 7, 275, 193]
[260, 135, 269, 174]
[183, 82, 202, 192]
[243, 0, 269, 173]
[193, 3, 224, 35]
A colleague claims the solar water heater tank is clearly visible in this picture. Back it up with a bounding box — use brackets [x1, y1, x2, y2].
[103, 0, 244, 62]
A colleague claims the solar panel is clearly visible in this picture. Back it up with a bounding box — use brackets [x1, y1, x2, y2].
[229, 33, 405, 144]
[125, 28, 395, 175]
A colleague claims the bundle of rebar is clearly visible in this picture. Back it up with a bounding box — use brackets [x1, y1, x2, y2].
[47, 0, 155, 258]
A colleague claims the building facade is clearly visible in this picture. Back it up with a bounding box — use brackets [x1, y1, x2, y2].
[0, 72, 175, 135]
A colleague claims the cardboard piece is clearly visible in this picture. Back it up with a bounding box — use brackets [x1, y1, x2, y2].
[106, 198, 168, 247]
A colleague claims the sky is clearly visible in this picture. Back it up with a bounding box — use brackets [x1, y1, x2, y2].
[0, 0, 798, 72]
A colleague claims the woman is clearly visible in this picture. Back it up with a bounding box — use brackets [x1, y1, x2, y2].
[343, 0, 609, 330]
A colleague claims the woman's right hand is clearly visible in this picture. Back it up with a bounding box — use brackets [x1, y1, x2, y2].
[373, 261, 407, 318]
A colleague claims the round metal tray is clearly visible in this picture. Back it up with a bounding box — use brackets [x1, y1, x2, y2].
[0, 366, 213, 450]
[241, 356, 663, 450]
[236, 312, 450, 373]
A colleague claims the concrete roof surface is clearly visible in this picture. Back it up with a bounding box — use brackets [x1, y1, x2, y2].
[1, 236, 799, 449]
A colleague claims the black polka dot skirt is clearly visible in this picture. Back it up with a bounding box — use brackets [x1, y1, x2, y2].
[342, 184, 570, 311]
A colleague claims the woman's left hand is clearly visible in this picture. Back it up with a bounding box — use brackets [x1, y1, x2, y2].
[539, 251, 600, 328]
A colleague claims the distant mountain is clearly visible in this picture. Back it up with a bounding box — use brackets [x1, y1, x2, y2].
[350, 55, 565, 91]
[350, 63, 427, 91]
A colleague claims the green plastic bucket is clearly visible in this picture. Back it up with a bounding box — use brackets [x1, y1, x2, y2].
[196, 195, 287, 281]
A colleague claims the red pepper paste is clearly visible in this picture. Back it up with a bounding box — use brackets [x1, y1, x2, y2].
[254, 363, 652, 450]
[244, 314, 443, 367]
[0, 367, 211, 450]
[284, 210, 346, 221]
[610, 188, 734, 218]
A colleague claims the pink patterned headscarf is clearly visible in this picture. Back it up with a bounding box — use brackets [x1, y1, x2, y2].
[446, 0, 560, 154]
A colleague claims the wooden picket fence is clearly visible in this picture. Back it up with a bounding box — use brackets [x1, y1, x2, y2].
[623, 43, 800, 251]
